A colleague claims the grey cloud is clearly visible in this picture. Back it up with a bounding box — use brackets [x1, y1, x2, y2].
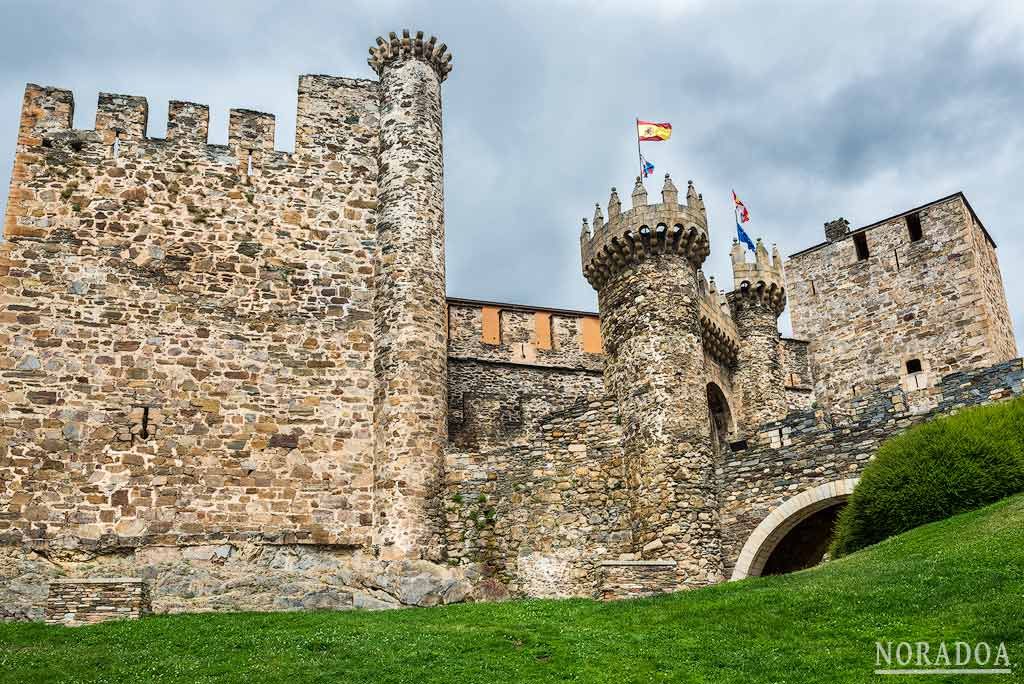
[1, 0, 1021, 345]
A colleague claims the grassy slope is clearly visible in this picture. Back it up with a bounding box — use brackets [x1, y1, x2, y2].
[2, 496, 1023, 684]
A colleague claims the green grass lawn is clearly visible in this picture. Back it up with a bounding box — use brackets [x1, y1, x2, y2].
[3, 495, 1023, 684]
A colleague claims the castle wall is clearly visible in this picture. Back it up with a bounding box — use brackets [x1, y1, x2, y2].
[444, 397, 630, 598]
[729, 292, 787, 430]
[703, 350, 739, 426]
[447, 361, 603, 450]
[446, 300, 604, 449]
[965, 207, 1017, 364]
[443, 300, 614, 597]
[0, 78, 381, 550]
[785, 194, 1015, 410]
[718, 358, 1024, 578]
[447, 299, 603, 371]
[780, 337, 813, 411]
[2, 32, 1021, 616]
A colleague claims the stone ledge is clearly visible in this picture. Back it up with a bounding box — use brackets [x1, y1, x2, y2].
[597, 560, 677, 568]
[50, 577, 145, 585]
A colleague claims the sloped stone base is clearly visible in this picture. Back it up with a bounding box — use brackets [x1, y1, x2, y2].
[598, 560, 678, 600]
[0, 544, 488, 621]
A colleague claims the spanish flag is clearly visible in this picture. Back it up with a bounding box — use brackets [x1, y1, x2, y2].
[637, 120, 672, 141]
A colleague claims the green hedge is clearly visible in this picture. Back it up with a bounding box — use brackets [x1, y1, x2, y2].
[830, 397, 1024, 557]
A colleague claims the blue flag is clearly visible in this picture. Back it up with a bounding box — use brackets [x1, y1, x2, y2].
[641, 157, 654, 178]
[737, 221, 756, 252]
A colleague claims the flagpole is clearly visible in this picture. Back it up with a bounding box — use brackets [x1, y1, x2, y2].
[636, 117, 643, 182]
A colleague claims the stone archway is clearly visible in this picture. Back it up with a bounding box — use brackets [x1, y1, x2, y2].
[706, 382, 734, 456]
[730, 478, 859, 580]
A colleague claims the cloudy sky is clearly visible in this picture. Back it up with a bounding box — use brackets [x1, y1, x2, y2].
[1, 0, 1022, 344]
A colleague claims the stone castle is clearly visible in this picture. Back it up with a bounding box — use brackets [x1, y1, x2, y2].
[1, 30, 1020, 620]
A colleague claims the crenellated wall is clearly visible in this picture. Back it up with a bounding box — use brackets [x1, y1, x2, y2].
[2, 29, 1021, 619]
[447, 298, 603, 370]
[1, 77, 381, 550]
[785, 194, 1018, 411]
[729, 238, 788, 431]
[446, 299, 604, 451]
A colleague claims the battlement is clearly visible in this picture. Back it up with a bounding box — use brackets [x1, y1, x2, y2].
[698, 273, 740, 365]
[16, 84, 282, 154]
[581, 174, 709, 290]
[368, 30, 453, 81]
[13, 76, 382, 168]
[447, 298, 603, 370]
[729, 237, 786, 315]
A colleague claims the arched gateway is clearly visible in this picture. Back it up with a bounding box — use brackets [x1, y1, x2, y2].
[730, 478, 859, 580]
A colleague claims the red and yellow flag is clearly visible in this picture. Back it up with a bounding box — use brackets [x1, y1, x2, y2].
[732, 190, 751, 223]
[637, 120, 672, 141]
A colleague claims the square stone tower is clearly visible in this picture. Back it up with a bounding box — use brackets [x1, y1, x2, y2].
[785, 193, 1017, 409]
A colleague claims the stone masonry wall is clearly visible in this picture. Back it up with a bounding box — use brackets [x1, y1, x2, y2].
[730, 293, 787, 431]
[447, 360, 602, 451]
[447, 299, 604, 450]
[444, 396, 630, 598]
[370, 44, 450, 560]
[966, 207, 1017, 364]
[44, 578, 150, 625]
[718, 358, 1024, 578]
[597, 561, 678, 600]
[447, 299, 603, 371]
[786, 194, 1017, 410]
[780, 337, 813, 412]
[1, 78, 380, 550]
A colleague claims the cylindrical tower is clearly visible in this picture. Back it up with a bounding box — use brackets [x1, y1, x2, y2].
[581, 174, 723, 588]
[728, 238, 788, 430]
[368, 31, 453, 560]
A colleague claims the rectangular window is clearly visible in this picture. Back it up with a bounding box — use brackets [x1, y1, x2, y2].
[906, 358, 922, 374]
[853, 232, 870, 261]
[906, 212, 923, 242]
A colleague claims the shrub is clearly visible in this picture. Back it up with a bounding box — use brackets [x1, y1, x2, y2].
[830, 397, 1024, 557]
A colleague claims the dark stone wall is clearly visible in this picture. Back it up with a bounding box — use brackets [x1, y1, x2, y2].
[448, 359, 602, 450]
[444, 396, 630, 598]
[781, 337, 814, 411]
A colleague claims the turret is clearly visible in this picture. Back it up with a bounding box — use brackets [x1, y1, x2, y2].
[368, 30, 453, 560]
[580, 173, 722, 589]
[728, 237, 788, 429]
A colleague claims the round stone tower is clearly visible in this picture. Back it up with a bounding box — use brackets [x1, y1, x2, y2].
[581, 174, 723, 588]
[728, 238, 788, 430]
[368, 31, 453, 560]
